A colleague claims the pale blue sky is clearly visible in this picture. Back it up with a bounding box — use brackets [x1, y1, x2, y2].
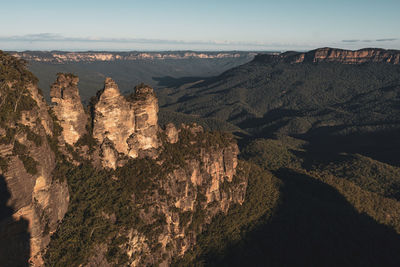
[1, 0, 399, 51]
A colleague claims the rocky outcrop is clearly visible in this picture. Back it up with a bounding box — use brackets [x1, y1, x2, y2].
[50, 73, 87, 145]
[0, 79, 69, 266]
[165, 123, 179, 144]
[126, 84, 160, 158]
[114, 127, 247, 266]
[93, 78, 160, 168]
[255, 47, 400, 64]
[44, 72, 247, 265]
[0, 51, 248, 267]
[92, 78, 135, 156]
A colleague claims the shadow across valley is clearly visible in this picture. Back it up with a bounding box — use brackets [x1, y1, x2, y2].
[0, 175, 31, 267]
[203, 169, 400, 267]
[299, 126, 400, 168]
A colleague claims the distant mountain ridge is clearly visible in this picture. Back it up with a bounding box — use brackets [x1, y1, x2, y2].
[255, 47, 400, 64]
[159, 47, 400, 165]
[9, 51, 256, 63]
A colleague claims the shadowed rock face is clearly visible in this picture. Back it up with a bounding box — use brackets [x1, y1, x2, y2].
[93, 78, 160, 167]
[0, 81, 69, 266]
[50, 73, 87, 145]
[1, 53, 246, 266]
[255, 47, 400, 64]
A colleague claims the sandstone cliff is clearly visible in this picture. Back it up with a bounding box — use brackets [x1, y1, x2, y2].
[11, 51, 253, 63]
[254, 47, 400, 64]
[45, 122, 248, 266]
[92, 78, 160, 168]
[0, 51, 69, 266]
[0, 51, 248, 267]
[122, 127, 247, 266]
[50, 73, 87, 145]
[44, 76, 248, 265]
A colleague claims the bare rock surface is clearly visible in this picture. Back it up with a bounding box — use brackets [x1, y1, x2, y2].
[50, 73, 87, 145]
[93, 79, 160, 168]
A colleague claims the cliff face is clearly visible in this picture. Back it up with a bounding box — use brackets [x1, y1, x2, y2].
[93, 78, 160, 168]
[50, 73, 87, 145]
[0, 52, 69, 266]
[47, 124, 248, 267]
[44, 74, 248, 266]
[255, 47, 400, 64]
[0, 50, 248, 267]
[11, 51, 254, 63]
[93, 78, 136, 156]
[123, 128, 246, 267]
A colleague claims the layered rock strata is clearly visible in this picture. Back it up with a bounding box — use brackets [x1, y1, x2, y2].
[93, 78, 160, 167]
[255, 47, 400, 64]
[0, 80, 69, 266]
[50, 73, 87, 145]
[128, 140, 246, 266]
[0, 52, 247, 267]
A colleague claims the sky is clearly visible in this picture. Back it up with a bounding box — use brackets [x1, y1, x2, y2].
[1, 0, 399, 51]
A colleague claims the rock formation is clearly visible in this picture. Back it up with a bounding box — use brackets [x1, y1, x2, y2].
[0, 51, 247, 267]
[165, 123, 179, 144]
[125, 135, 246, 266]
[44, 74, 248, 265]
[50, 73, 87, 145]
[126, 83, 160, 158]
[255, 47, 400, 64]
[76, 125, 247, 267]
[93, 78, 160, 168]
[0, 52, 69, 266]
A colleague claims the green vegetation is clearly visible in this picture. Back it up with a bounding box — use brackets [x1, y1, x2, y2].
[74, 133, 97, 153]
[241, 138, 301, 170]
[45, 127, 236, 266]
[174, 161, 281, 266]
[159, 126, 234, 169]
[316, 154, 400, 200]
[176, 136, 400, 266]
[12, 140, 38, 175]
[0, 51, 39, 127]
[46, 156, 169, 266]
[158, 110, 241, 132]
[5, 49, 400, 266]
[0, 156, 8, 172]
[0, 51, 45, 176]
[19, 124, 43, 147]
[25, 53, 252, 103]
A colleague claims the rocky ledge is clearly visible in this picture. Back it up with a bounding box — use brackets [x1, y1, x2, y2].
[254, 47, 400, 64]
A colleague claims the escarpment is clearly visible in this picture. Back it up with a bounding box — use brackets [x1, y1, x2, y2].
[255, 47, 400, 64]
[45, 122, 248, 266]
[43, 75, 248, 266]
[117, 128, 246, 266]
[0, 51, 247, 266]
[0, 51, 69, 266]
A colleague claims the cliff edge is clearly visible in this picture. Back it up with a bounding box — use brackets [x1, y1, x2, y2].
[254, 47, 400, 64]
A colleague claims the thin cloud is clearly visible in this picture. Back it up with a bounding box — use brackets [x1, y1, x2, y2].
[342, 39, 361, 43]
[0, 33, 275, 47]
[376, 38, 397, 42]
[342, 38, 397, 43]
